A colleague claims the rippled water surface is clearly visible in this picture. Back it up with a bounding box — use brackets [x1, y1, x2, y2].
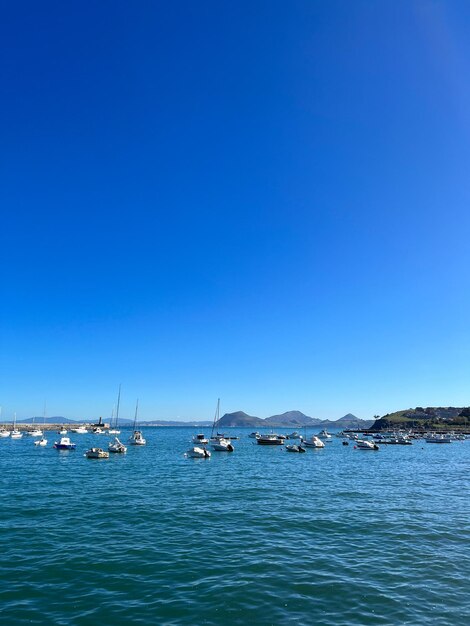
[1, 428, 469, 625]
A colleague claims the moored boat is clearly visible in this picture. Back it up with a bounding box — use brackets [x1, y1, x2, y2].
[425, 434, 452, 444]
[108, 437, 127, 453]
[257, 434, 284, 445]
[11, 413, 22, 438]
[71, 425, 88, 434]
[186, 446, 211, 458]
[211, 436, 234, 452]
[85, 447, 109, 459]
[129, 399, 146, 445]
[286, 444, 306, 453]
[129, 430, 146, 445]
[356, 439, 379, 450]
[28, 428, 43, 437]
[209, 400, 235, 452]
[287, 431, 302, 439]
[192, 433, 209, 444]
[34, 437, 48, 447]
[53, 437, 76, 450]
[301, 435, 325, 448]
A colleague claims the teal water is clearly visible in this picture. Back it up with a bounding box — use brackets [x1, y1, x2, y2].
[0, 428, 469, 625]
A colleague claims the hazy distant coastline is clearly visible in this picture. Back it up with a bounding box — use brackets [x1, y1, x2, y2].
[7, 410, 372, 429]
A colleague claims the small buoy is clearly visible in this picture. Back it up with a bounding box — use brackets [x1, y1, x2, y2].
[354, 445, 357, 449]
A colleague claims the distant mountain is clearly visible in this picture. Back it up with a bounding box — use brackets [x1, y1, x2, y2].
[217, 411, 265, 427]
[335, 413, 359, 423]
[140, 420, 213, 427]
[17, 416, 78, 424]
[216, 410, 372, 429]
[264, 411, 322, 427]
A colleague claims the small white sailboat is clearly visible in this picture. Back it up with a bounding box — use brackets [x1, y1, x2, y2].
[129, 399, 146, 445]
[11, 413, 22, 439]
[34, 402, 48, 446]
[210, 399, 234, 452]
[58, 427, 67, 435]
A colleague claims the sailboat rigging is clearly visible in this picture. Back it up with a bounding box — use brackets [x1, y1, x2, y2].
[210, 399, 234, 452]
[109, 385, 121, 434]
[129, 399, 146, 445]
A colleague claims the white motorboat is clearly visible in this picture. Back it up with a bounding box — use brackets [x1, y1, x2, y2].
[248, 431, 260, 439]
[58, 427, 67, 435]
[186, 446, 211, 458]
[356, 439, 379, 450]
[286, 444, 306, 453]
[108, 437, 127, 453]
[211, 437, 234, 452]
[29, 428, 43, 437]
[85, 447, 109, 459]
[192, 433, 209, 444]
[425, 434, 452, 444]
[129, 430, 146, 445]
[317, 429, 332, 440]
[53, 437, 76, 450]
[257, 434, 284, 445]
[287, 431, 302, 439]
[302, 435, 325, 448]
[71, 425, 88, 433]
[34, 437, 48, 447]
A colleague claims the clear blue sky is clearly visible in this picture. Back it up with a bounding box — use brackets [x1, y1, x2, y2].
[1, 0, 470, 422]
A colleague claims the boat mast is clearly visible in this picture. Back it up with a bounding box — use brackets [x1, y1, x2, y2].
[211, 398, 220, 438]
[115, 384, 121, 428]
[133, 398, 139, 430]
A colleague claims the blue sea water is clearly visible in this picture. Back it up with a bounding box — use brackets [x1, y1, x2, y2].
[0, 428, 469, 625]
